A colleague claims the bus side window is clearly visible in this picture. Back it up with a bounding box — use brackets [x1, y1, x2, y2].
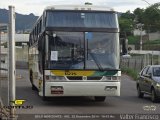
[38, 38, 43, 51]
[38, 38, 44, 73]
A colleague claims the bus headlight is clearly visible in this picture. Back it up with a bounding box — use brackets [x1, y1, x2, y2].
[102, 76, 111, 80]
[102, 76, 120, 81]
[45, 76, 66, 81]
[112, 76, 118, 80]
[106, 76, 112, 80]
[52, 76, 66, 81]
[112, 76, 120, 81]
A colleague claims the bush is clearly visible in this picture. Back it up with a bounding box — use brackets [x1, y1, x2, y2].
[127, 36, 140, 45]
[121, 67, 138, 80]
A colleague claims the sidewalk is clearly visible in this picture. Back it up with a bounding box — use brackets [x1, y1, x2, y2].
[0, 97, 10, 119]
[0, 70, 9, 119]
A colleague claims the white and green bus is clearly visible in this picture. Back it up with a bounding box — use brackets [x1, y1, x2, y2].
[29, 5, 121, 101]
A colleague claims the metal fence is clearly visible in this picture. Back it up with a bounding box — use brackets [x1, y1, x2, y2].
[0, 32, 10, 118]
[16, 46, 29, 69]
[16, 46, 28, 62]
[120, 54, 160, 72]
[0, 32, 28, 105]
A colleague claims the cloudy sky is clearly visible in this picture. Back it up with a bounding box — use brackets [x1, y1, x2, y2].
[0, 0, 160, 16]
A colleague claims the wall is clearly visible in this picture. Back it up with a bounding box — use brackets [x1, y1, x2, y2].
[149, 32, 160, 41]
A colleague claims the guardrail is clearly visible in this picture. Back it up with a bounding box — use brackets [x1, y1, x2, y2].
[130, 50, 160, 55]
[121, 53, 160, 72]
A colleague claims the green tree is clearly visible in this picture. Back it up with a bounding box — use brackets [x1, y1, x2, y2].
[133, 3, 160, 32]
[121, 10, 135, 20]
[133, 8, 145, 24]
[143, 3, 160, 32]
[119, 10, 134, 35]
[119, 18, 133, 33]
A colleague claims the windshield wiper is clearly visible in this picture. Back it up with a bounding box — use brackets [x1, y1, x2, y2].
[89, 52, 103, 71]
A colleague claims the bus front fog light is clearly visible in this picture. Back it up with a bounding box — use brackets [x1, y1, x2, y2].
[105, 86, 117, 91]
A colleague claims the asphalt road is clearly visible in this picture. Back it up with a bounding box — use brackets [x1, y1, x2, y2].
[15, 69, 160, 119]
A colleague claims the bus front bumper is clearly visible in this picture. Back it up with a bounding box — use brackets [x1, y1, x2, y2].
[43, 81, 120, 97]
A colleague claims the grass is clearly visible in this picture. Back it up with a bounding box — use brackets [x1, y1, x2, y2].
[127, 36, 140, 45]
[127, 36, 160, 45]
[143, 44, 160, 50]
[121, 67, 138, 80]
[144, 39, 160, 44]
[127, 35, 160, 50]
[143, 39, 160, 50]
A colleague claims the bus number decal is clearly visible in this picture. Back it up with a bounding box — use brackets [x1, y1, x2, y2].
[65, 72, 77, 76]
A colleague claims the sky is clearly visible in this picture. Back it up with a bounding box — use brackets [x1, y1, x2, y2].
[0, 0, 160, 16]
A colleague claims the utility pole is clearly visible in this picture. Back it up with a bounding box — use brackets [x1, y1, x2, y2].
[8, 6, 16, 120]
[0, 24, 1, 81]
[140, 24, 143, 50]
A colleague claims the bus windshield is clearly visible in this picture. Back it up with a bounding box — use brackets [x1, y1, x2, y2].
[46, 11, 118, 28]
[45, 32, 119, 70]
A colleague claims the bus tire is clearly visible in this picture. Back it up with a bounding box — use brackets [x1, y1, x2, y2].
[94, 96, 106, 102]
[29, 70, 33, 83]
[30, 70, 37, 91]
[32, 84, 37, 90]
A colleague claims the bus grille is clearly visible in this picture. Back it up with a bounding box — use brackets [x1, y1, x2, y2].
[66, 76, 102, 80]
[66, 76, 82, 80]
[87, 76, 102, 80]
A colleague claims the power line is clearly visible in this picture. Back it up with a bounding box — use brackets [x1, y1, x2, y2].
[141, 0, 160, 14]
[142, 0, 151, 5]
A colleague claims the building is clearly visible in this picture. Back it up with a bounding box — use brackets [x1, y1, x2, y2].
[133, 29, 146, 36]
[0, 33, 29, 70]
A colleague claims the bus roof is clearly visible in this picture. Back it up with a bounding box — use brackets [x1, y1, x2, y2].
[44, 5, 115, 12]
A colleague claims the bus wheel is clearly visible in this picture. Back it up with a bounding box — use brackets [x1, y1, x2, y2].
[29, 70, 33, 83]
[32, 84, 37, 91]
[30, 70, 37, 90]
[94, 96, 106, 102]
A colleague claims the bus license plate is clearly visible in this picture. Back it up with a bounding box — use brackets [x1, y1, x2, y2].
[51, 86, 64, 94]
